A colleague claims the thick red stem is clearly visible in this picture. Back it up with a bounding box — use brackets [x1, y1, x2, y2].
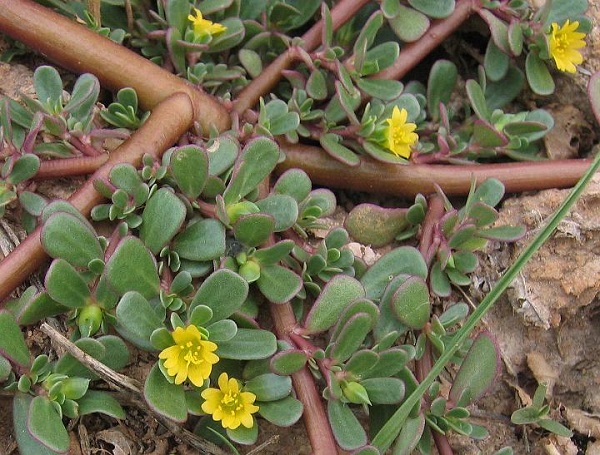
[277, 142, 593, 197]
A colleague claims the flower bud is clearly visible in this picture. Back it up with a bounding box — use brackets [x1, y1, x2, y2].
[341, 381, 371, 405]
[77, 304, 103, 337]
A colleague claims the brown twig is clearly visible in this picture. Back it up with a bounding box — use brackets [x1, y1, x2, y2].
[0, 0, 230, 133]
[277, 141, 593, 197]
[0, 93, 195, 302]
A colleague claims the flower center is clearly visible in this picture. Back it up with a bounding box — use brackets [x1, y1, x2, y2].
[221, 391, 243, 414]
[554, 35, 569, 55]
[392, 128, 410, 146]
[182, 341, 203, 365]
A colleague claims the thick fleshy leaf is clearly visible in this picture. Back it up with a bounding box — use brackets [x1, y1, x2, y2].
[449, 332, 500, 407]
[361, 378, 405, 404]
[306, 69, 328, 100]
[408, 0, 454, 18]
[330, 313, 373, 363]
[484, 39, 510, 82]
[78, 390, 125, 419]
[465, 79, 490, 121]
[144, 363, 187, 422]
[8, 154, 40, 185]
[486, 67, 525, 110]
[206, 18, 245, 53]
[253, 240, 294, 266]
[328, 399, 367, 450]
[360, 247, 427, 301]
[28, 396, 69, 453]
[115, 291, 164, 350]
[239, 49, 263, 78]
[346, 204, 408, 247]
[189, 269, 248, 322]
[139, 188, 186, 254]
[223, 137, 279, 205]
[387, 4, 430, 42]
[330, 298, 379, 342]
[33, 66, 63, 109]
[226, 420, 258, 445]
[256, 194, 298, 231]
[0, 311, 30, 368]
[427, 60, 457, 121]
[430, 261, 451, 297]
[476, 225, 526, 241]
[170, 145, 209, 199]
[391, 276, 430, 329]
[45, 259, 90, 308]
[256, 264, 302, 304]
[303, 275, 366, 334]
[41, 211, 103, 268]
[173, 218, 226, 261]
[526, 52, 554, 96]
[345, 350, 379, 376]
[104, 237, 160, 299]
[478, 9, 509, 53]
[273, 169, 312, 202]
[257, 396, 303, 426]
[361, 347, 413, 379]
[245, 373, 292, 401]
[64, 73, 100, 121]
[233, 213, 275, 247]
[320, 133, 360, 167]
[206, 319, 237, 342]
[269, 349, 307, 375]
[392, 413, 425, 455]
[216, 328, 277, 360]
[13, 393, 63, 455]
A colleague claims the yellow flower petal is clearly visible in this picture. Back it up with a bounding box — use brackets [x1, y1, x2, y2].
[548, 20, 586, 74]
[188, 7, 227, 39]
[383, 106, 419, 159]
[159, 325, 219, 386]
[200, 372, 260, 430]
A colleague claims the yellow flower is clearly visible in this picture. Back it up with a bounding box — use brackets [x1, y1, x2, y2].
[188, 7, 227, 39]
[201, 372, 259, 430]
[159, 325, 219, 387]
[548, 20, 586, 73]
[384, 106, 419, 159]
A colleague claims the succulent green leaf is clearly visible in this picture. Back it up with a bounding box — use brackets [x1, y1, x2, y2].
[478, 9, 510, 53]
[476, 225, 525, 241]
[0, 311, 30, 368]
[104, 236, 160, 299]
[173, 218, 226, 261]
[362, 42, 399, 76]
[139, 188, 186, 254]
[256, 194, 298, 231]
[78, 390, 125, 419]
[306, 69, 328, 100]
[226, 420, 258, 445]
[144, 363, 187, 422]
[449, 332, 499, 407]
[508, 20, 523, 56]
[257, 264, 302, 304]
[41, 211, 103, 268]
[465, 80, 490, 121]
[392, 414, 425, 455]
[304, 275, 366, 334]
[207, 135, 239, 176]
[33, 66, 63, 110]
[165, 0, 189, 34]
[361, 378, 405, 404]
[360, 247, 427, 301]
[206, 319, 237, 342]
[391, 276, 430, 329]
[273, 169, 312, 202]
[206, 18, 245, 53]
[357, 78, 403, 101]
[320, 133, 360, 167]
[484, 39, 510, 82]
[538, 418, 573, 437]
[233, 213, 275, 247]
[216, 328, 277, 360]
[362, 347, 413, 379]
[408, 0, 454, 18]
[427, 60, 457, 121]
[486, 66, 525, 110]
[253, 240, 294, 266]
[330, 313, 373, 363]
[245, 373, 292, 401]
[526, 52, 555, 96]
[330, 298, 379, 342]
[170, 145, 209, 200]
[430, 261, 451, 297]
[64, 73, 100, 121]
[19, 191, 47, 217]
[190, 269, 248, 322]
[388, 4, 430, 42]
[14, 393, 64, 455]
[269, 349, 307, 375]
[189, 305, 213, 327]
[28, 396, 69, 453]
[8, 154, 40, 185]
[0, 354, 11, 381]
[115, 291, 164, 350]
[543, 0, 588, 26]
[257, 396, 303, 426]
[45, 259, 90, 308]
[238, 49, 263, 78]
[223, 137, 279, 205]
[328, 399, 367, 450]
[345, 350, 379, 376]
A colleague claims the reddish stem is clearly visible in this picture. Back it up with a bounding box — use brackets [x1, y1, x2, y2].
[372, 0, 481, 81]
[0, 0, 230, 133]
[277, 141, 593, 197]
[36, 155, 109, 179]
[0, 93, 195, 303]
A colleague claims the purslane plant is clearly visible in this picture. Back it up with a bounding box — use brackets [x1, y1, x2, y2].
[0, 0, 597, 454]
